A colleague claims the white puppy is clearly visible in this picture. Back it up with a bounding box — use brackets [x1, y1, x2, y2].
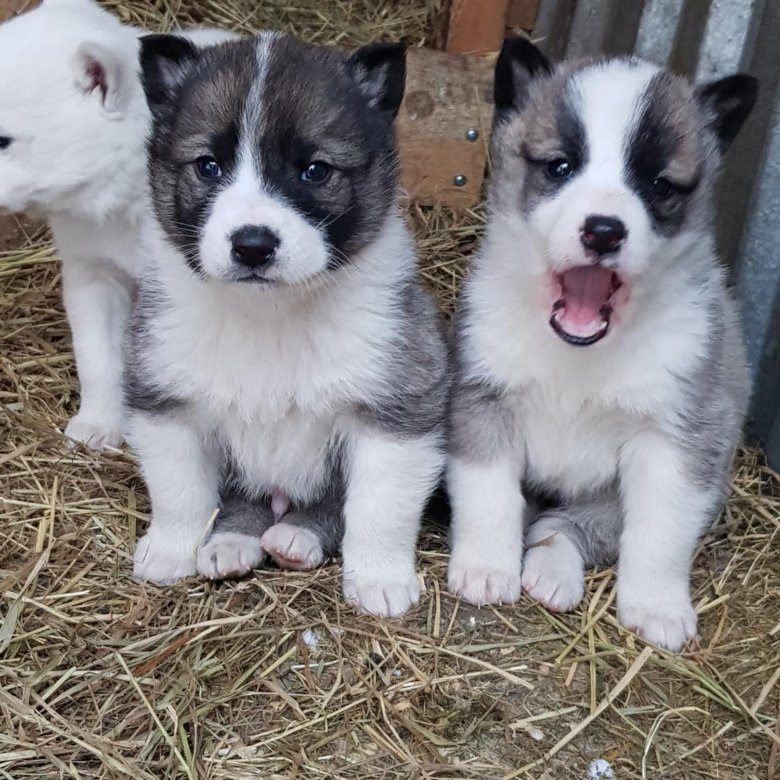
[0, 0, 236, 450]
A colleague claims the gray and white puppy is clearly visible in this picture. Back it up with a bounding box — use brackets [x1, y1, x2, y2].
[447, 37, 757, 650]
[127, 33, 449, 617]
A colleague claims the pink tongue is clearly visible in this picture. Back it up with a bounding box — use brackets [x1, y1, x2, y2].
[558, 266, 613, 326]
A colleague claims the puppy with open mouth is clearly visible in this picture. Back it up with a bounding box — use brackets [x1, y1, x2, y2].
[127, 33, 449, 617]
[446, 37, 757, 650]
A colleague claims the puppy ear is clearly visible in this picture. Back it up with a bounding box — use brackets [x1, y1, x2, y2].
[140, 34, 199, 117]
[347, 42, 406, 118]
[74, 41, 132, 115]
[494, 36, 551, 119]
[696, 73, 758, 153]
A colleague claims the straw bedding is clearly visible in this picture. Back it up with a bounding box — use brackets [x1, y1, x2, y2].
[0, 2, 778, 778]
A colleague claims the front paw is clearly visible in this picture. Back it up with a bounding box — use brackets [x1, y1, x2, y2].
[448, 554, 521, 606]
[65, 412, 124, 451]
[197, 531, 265, 579]
[260, 523, 324, 571]
[133, 532, 197, 585]
[617, 581, 697, 651]
[343, 565, 420, 618]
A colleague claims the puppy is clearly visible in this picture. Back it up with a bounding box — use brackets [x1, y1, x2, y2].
[127, 33, 449, 617]
[447, 37, 757, 650]
[0, 0, 236, 450]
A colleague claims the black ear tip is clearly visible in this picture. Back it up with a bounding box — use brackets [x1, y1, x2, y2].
[139, 33, 197, 66]
[701, 71, 760, 105]
[351, 41, 406, 70]
[494, 35, 551, 113]
[498, 35, 552, 75]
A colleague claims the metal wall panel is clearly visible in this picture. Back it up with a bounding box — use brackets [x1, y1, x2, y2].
[528, 0, 780, 465]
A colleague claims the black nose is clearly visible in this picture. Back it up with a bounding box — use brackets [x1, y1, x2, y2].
[580, 215, 627, 255]
[230, 226, 280, 269]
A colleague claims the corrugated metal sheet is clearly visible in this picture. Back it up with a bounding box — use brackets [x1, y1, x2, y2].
[528, 0, 780, 465]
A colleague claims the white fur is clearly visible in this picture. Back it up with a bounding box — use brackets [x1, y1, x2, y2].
[522, 523, 585, 613]
[198, 531, 265, 579]
[342, 427, 442, 617]
[0, 0, 237, 449]
[131, 412, 220, 583]
[198, 155, 330, 284]
[447, 455, 524, 605]
[131, 216, 438, 615]
[616, 430, 702, 648]
[529, 63, 662, 288]
[261, 523, 325, 571]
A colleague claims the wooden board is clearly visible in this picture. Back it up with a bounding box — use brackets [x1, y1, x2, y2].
[396, 47, 495, 210]
[446, 0, 510, 55]
[506, 0, 541, 31]
[0, 0, 34, 20]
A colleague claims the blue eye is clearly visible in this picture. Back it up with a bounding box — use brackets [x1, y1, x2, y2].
[300, 161, 331, 184]
[545, 158, 574, 179]
[196, 156, 222, 180]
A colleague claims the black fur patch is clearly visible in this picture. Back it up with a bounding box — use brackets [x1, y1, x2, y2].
[521, 90, 588, 213]
[625, 73, 699, 236]
[256, 36, 401, 262]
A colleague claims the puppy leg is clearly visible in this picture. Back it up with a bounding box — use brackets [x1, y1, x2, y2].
[447, 382, 524, 605]
[522, 490, 620, 612]
[129, 412, 219, 584]
[617, 431, 709, 651]
[342, 427, 443, 618]
[197, 494, 275, 579]
[447, 456, 524, 605]
[262, 483, 343, 572]
[61, 259, 130, 450]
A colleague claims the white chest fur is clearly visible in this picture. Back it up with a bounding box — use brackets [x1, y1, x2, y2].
[514, 383, 635, 494]
[141, 223, 411, 500]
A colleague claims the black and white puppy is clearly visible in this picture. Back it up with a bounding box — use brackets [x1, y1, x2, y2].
[447, 38, 757, 650]
[127, 33, 449, 617]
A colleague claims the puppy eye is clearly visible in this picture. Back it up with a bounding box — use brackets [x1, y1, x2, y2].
[0, 136, 12, 150]
[300, 161, 331, 184]
[651, 177, 675, 199]
[196, 156, 222, 180]
[545, 158, 574, 180]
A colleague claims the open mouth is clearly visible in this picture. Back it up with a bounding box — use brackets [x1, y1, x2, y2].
[549, 266, 623, 347]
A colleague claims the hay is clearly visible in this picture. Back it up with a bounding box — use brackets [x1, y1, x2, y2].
[1, 2, 778, 778]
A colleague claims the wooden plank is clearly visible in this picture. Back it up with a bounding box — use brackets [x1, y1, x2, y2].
[396, 47, 495, 209]
[506, 0, 541, 31]
[0, 0, 35, 21]
[446, 0, 510, 55]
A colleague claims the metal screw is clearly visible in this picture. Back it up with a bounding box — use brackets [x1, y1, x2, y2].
[465, 128, 479, 142]
[453, 174, 467, 187]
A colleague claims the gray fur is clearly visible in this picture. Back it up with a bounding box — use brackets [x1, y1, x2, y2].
[672, 290, 750, 502]
[213, 477, 345, 559]
[447, 313, 516, 462]
[213, 492, 277, 538]
[361, 280, 451, 438]
[526, 486, 622, 568]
